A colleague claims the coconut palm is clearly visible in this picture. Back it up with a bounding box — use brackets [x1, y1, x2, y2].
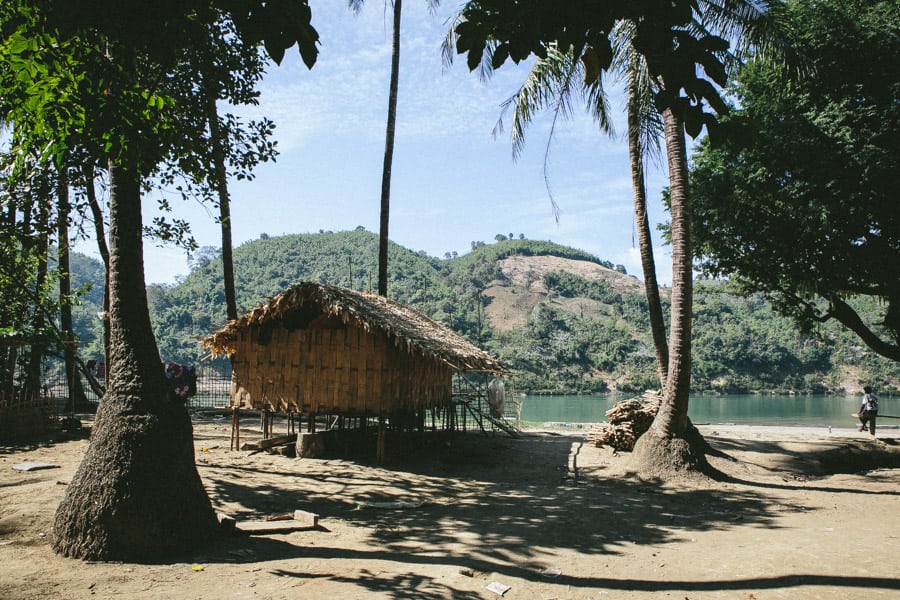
[452, 0, 784, 476]
[631, 1, 786, 475]
[349, 0, 439, 297]
[489, 34, 669, 387]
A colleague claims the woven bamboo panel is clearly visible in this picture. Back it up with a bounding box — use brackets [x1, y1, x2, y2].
[229, 322, 452, 416]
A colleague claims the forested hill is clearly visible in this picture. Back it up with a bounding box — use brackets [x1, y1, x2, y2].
[73, 230, 900, 395]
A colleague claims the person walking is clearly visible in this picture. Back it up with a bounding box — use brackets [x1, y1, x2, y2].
[858, 386, 879, 436]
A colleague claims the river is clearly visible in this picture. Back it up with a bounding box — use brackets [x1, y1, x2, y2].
[519, 394, 900, 428]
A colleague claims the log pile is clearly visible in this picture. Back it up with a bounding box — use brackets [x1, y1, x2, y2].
[586, 390, 662, 451]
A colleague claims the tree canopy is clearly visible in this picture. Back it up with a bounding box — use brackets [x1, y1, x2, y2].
[1, 0, 321, 561]
[689, 0, 900, 362]
[452, 0, 735, 137]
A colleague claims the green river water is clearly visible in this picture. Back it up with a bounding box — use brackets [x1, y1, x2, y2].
[519, 394, 899, 428]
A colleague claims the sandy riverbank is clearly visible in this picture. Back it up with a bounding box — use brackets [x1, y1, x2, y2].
[2, 418, 898, 599]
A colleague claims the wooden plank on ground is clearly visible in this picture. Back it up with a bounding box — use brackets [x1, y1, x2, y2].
[239, 433, 297, 451]
[235, 510, 319, 534]
[235, 520, 317, 534]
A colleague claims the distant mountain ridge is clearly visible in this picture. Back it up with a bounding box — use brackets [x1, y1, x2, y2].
[71, 230, 900, 395]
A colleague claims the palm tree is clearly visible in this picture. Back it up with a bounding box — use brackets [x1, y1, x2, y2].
[203, 75, 239, 321]
[196, 15, 273, 323]
[629, 104, 701, 474]
[349, 0, 439, 297]
[489, 39, 669, 387]
[631, 2, 784, 475]
[453, 0, 782, 477]
[614, 27, 669, 388]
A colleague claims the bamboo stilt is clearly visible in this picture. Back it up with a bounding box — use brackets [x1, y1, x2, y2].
[376, 415, 386, 463]
[231, 407, 241, 451]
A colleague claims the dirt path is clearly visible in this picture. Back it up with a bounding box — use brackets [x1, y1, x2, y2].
[2, 418, 898, 599]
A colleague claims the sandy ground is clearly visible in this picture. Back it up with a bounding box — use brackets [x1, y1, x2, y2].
[1, 415, 899, 600]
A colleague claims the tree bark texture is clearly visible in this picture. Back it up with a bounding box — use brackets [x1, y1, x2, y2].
[377, 0, 401, 297]
[632, 107, 711, 477]
[627, 71, 668, 388]
[52, 159, 218, 561]
[656, 107, 693, 435]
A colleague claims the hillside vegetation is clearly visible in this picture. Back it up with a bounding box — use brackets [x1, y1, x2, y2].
[73, 230, 900, 395]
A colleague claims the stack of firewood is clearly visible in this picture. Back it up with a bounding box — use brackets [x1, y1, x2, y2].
[586, 390, 662, 451]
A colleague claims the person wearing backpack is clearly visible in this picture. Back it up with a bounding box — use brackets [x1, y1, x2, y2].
[858, 385, 879, 436]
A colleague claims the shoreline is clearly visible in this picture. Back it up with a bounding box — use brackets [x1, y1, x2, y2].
[523, 421, 900, 439]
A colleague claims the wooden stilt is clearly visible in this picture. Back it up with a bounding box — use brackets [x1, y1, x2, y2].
[376, 415, 386, 463]
[230, 408, 237, 450]
[231, 407, 241, 451]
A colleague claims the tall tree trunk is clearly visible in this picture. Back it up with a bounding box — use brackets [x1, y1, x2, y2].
[631, 108, 711, 477]
[84, 164, 110, 372]
[205, 75, 238, 321]
[627, 71, 668, 388]
[52, 157, 219, 561]
[377, 0, 401, 297]
[658, 109, 692, 431]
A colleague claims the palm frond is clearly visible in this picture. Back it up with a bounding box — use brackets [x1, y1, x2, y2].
[494, 46, 582, 159]
[630, 54, 664, 167]
[347, 0, 365, 15]
[692, 1, 794, 71]
[584, 68, 614, 138]
[440, 12, 463, 71]
[612, 21, 662, 167]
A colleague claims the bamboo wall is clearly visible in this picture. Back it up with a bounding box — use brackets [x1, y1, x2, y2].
[229, 324, 452, 415]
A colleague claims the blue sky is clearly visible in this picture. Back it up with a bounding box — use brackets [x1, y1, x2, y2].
[93, 2, 676, 286]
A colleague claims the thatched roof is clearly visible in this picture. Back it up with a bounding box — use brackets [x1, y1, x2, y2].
[202, 282, 508, 375]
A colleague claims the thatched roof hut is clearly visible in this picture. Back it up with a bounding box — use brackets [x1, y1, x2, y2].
[203, 282, 506, 417]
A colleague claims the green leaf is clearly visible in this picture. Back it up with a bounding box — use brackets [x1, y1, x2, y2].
[491, 43, 509, 70]
[8, 35, 30, 56]
[265, 37, 286, 65]
[466, 44, 484, 72]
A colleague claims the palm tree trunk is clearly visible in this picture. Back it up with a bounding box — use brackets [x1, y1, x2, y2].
[52, 156, 219, 561]
[631, 107, 711, 477]
[377, 0, 402, 297]
[627, 71, 668, 388]
[658, 107, 693, 432]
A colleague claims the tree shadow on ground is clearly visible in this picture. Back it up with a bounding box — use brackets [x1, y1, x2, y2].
[704, 436, 900, 495]
[191, 430, 900, 597]
[243, 536, 900, 596]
